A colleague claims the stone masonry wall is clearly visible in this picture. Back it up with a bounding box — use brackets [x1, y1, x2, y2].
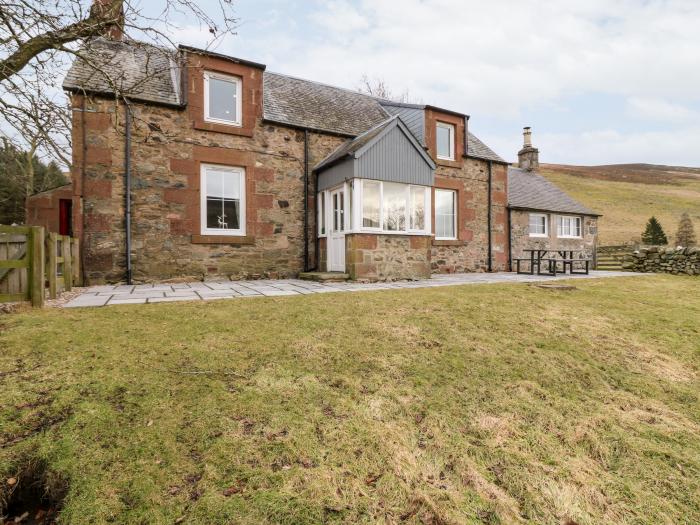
[345, 234, 431, 281]
[623, 246, 699, 275]
[510, 210, 598, 264]
[71, 94, 345, 284]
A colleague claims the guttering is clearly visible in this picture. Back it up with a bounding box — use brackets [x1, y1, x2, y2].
[487, 160, 493, 273]
[124, 101, 133, 285]
[303, 130, 310, 272]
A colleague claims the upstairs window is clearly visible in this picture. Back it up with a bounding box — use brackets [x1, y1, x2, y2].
[557, 215, 582, 238]
[435, 189, 457, 239]
[201, 164, 245, 236]
[436, 122, 455, 161]
[529, 213, 548, 237]
[204, 71, 242, 126]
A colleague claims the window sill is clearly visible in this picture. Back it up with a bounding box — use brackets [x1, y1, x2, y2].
[529, 234, 549, 238]
[193, 120, 254, 137]
[433, 239, 464, 246]
[557, 236, 582, 240]
[192, 234, 255, 245]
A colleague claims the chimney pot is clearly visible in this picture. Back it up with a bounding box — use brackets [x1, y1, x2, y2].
[518, 126, 539, 171]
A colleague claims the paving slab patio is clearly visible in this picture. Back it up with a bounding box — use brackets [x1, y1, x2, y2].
[62, 271, 647, 308]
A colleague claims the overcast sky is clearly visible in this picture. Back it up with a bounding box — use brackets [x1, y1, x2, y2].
[154, 0, 699, 166]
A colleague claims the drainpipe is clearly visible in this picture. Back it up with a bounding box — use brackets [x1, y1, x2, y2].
[507, 207, 513, 271]
[79, 95, 87, 285]
[487, 160, 493, 272]
[124, 101, 133, 285]
[303, 130, 310, 272]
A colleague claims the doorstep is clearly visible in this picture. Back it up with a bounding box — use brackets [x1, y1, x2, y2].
[298, 272, 350, 282]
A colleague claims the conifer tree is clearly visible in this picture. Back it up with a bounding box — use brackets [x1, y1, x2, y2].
[641, 216, 668, 245]
[675, 212, 697, 247]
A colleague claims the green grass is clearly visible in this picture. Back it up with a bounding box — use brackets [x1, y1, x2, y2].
[538, 166, 700, 246]
[1, 276, 699, 524]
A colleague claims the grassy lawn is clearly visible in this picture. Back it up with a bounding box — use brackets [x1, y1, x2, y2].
[1, 275, 699, 524]
[538, 166, 700, 246]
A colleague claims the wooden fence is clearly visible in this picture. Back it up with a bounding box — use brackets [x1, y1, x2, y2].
[0, 225, 81, 308]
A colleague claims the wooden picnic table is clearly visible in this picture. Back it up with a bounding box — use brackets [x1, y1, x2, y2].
[516, 249, 590, 276]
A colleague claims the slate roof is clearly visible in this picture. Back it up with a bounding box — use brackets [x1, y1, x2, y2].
[63, 39, 506, 163]
[63, 38, 181, 106]
[314, 116, 437, 173]
[263, 72, 390, 136]
[467, 133, 505, 163]
[508, 167, 599, 216]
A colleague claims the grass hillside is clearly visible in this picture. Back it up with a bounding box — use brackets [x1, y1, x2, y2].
[1, 276, 699, 524]
[538, 164, 700, 246]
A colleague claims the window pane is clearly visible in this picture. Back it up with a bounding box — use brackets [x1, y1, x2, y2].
[410, 186, 425, 230]
[383, 182, 406, 231]
[205, 167, 242, 231]
[222, 199, 240, 230]
[206, 197, 222, 229]
[575, 218, 581, 236]
[208, 76, 238, 122]
[319, 193, 325, 235]
[437, 124, 453, 159]
[436, 189, 455, 238]
[529, 214, 546, 235]
[362, 181, 380, 228]
[333, 193, 339, 231]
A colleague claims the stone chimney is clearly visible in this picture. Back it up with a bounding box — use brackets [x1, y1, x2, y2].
[91, 0, 125, 40]
[518, 126, 539, 171]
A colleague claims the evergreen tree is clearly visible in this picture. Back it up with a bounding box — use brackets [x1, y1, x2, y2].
[675, 212, 697, 247]
[641, 216, 668, 246]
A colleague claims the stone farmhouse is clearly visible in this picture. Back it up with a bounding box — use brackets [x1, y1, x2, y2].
[26, 11, 598, 284]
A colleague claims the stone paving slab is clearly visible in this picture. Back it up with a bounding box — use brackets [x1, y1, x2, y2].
[63, 271, 646, 308]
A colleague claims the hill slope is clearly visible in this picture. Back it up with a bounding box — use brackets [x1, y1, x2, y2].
[538, 164, 700, 246]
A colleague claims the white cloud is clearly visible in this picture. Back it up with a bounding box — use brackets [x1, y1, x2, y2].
[626, 97, 698, 123]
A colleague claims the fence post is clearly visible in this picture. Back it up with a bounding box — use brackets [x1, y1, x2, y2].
[47, 232, 57, 299]
[30, 226, 45, 308]
[62, 235, 72, 292]
[72, 238, 81, 286]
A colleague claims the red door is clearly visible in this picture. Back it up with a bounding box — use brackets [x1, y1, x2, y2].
[59, 199, 72, 236]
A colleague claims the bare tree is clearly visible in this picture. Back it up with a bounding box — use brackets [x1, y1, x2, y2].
[0, 0, 238, 183]
[358, 74, 420, 104]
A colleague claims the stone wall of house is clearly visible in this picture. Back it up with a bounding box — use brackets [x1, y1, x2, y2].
[510, 210, 598, 264]
[345, 234, 431, 281]
[430, 158, 509, 274]
[71, 94, 345, 284]
[622, 246, 699, 275]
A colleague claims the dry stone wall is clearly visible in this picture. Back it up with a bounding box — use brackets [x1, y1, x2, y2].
[623, 246, 699, 275]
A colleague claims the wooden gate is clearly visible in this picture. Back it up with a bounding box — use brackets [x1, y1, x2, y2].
[0, 225, 44, 307]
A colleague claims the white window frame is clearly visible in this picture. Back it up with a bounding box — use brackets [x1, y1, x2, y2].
[436, 122, 455, 161]
[355, 179, 432, 236]
[434, 188, 457, 240]
[200, 164, 246, 236]
[557, 215, 582, 239]
[203, 71, 243, 127]
[529, 213, 549, 238]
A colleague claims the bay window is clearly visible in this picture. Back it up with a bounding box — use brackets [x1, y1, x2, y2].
[435, 189, 457, 240]
[201, 164, 245, 236]
[356, 179, 431, 235]
[557, 215, 582, 238]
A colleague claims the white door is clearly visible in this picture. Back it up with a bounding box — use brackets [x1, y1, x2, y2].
[328, 188, 346, 272]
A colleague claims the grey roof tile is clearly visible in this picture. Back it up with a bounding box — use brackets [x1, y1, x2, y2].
[508, 167, 599, 215]
[63, 39, 505, 164]
[467, 132, 506, 163]
[63, 38, 181, 106]
[263, 72, 389, 136]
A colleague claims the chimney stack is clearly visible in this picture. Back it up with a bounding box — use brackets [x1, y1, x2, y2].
[91, 0, 125, 40]
[518, 126, 539, 171]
